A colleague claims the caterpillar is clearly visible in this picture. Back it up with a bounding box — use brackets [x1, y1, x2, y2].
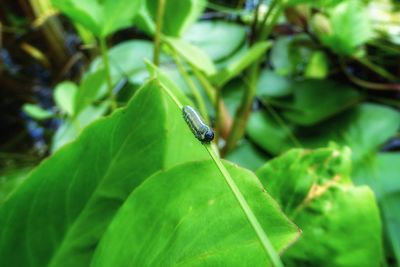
[182, 106, 214, 143]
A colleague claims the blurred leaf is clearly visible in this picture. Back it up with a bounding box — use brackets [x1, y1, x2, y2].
[257, 70, 293, 98]
[316, 0, 373, 55]
[288, 0, 343, 8]
[74, 69, 107, 115]
[0, 80, 209, 267]
[51, 0, 101, 35]
[145, 61, 194, 106]
[135, 0, 206, 36]
[54, 81, 78, 116]
[354, 152, 400, 264]
[90, 40, 155, 84]
[51, 102, 110, 152]
[214, 42, 271, 87]
[51, 0, 143, 37]
[226, 140, 270, 171]
[22, 104, 53, 120]
[91, 160, 299, 266]
[0, 167, 31, 205]
[165, 37, 216, 76]
[270, 35, 312, 76]
[183, 21, 246, 62]
[280, 80, 362, 126]
[247, 110, 296, 155]
[248, 103, 400, 162]
[257, 147, 383, 267]
[304, 51, 329, 79]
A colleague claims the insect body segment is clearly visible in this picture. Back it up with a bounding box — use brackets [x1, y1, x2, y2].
[182, 106, 214, 143]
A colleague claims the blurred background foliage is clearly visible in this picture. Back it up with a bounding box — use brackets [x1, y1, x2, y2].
[0, 0, 399, 266]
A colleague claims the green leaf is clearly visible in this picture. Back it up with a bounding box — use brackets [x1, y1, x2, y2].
[257, 70, 293, 98]
[247, 110, 296, 155]
[91, 160, 299, 266]
[51, 0, 143, 37]
[353, 152, 400, 263]
[100, 0, 143, 37]
[0, 167, 31, 205]
[0, 80, 209, 267]
[270, 35, 313, 76]
[280, 79, 363, 126]
[22, 104, 53, 120]
[74, 69, 107, 115]
[165, 37, 217, 76]
[247, 103, 400, 164]
[51, 102, 110, 152]
[90, 40, 154, 83]
[316, 0, 373, 55]
[135, 0, 206, 36]
[145, 61, 194, 107]
[214, 42, 271, 87]
[183, 21, 246, 62]
[54, 81, 78, 116]
[51, 0, 102, 35]
[256, 147, 383, 267]
[226, 140, 270, 171]
[304, 51, 329, 79]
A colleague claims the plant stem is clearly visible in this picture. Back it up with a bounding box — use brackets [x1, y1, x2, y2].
[205, 144, 284, 267]
[223, 63, 259, 155]
[172, 52, 209, 123]
[223, 0, 285, 155]
[99, 37, 116, 111]
[191, 65, 233, 143]
[153, 0, 166, 66]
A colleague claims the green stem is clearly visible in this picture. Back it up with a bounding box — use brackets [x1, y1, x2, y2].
[153, 0, 166, 66]
[99, 37, 116, 111]
[172, 52, 209, 123]
[205, 144, 284, 267]
[191, 65, 233, 145]
[223, 64, 259, 155]
[223, 0, 285, 155]
[158, 81, 283, 267]
[190, 66, 216, 102]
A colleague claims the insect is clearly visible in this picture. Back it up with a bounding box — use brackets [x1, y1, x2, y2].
[182, 105, 214, 143]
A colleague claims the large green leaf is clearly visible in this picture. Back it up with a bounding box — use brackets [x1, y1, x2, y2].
[135, 0, 206, 36]
[91, 160, 299, 266]
[0, 80, 209, 267]
[51, 0, 143, 37]
[256, 147, 383, 267]
[183, 21, 246, 62]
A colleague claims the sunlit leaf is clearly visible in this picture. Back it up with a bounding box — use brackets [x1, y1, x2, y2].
[0, 80, 208, 267]
[51, 0, 143, 37]
[92, 160, 299, 266]
[165, 37, 216, 76]
[183, 21, 246, 62]
[54, 81, 78, 116]
[214, 42, 271, 87]
[135, 0, 206, 36]
[257, 146, 383, 267]
[22, 104, 53, 120]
